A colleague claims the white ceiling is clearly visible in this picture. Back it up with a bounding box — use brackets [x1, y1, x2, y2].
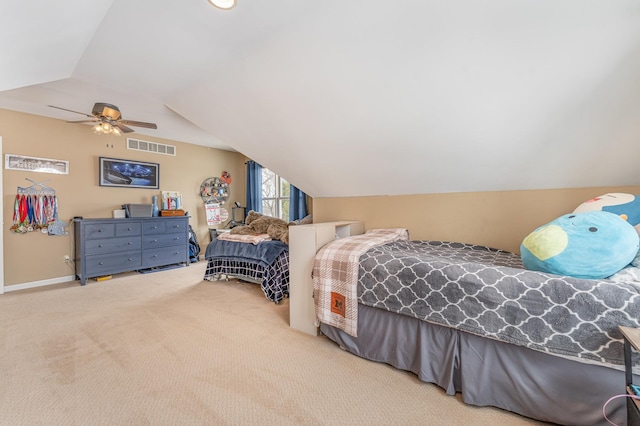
[2, 1, 640, 198]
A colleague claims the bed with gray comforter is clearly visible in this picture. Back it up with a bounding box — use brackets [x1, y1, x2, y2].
[319, 239, 640, 425]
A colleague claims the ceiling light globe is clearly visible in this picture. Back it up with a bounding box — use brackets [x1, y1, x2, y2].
[208, 0, 236, 10]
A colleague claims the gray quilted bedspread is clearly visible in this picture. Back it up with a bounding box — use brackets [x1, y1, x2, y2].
[358, 240, 640, 368]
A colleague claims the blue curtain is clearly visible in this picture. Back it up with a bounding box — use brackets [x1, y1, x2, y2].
[289, 184, 308, 221]
[245, 160, 262, 215]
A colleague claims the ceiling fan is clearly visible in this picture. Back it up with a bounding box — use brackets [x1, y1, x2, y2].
[48, 102, 157, 135]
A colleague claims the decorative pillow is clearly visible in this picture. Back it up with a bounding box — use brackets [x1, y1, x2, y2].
[573, 193, 640, 234]
[607, 265, 640, 283]
[520, 211, 639, 279]
[288, 214, 313, 226]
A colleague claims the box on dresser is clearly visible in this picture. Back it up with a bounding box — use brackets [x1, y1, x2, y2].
[73, 216, 190, 285]
[160, 209, 185, 217]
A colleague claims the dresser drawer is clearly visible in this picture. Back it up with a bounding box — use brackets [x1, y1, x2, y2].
[143, 221, 166, 235]
[143, 233, 185, 249]
[115, 222, 141, 237]
[85, 252, 142, 276]
[165, 220, 186, 233]
[142, 247, 187, 268]
[85, 237, 142, 255]
[85, 223, 115, 239]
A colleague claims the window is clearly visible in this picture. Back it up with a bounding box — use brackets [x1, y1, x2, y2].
[262, 168, 290, 221]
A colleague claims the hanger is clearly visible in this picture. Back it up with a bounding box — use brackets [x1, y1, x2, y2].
[17, 178, 56, 195]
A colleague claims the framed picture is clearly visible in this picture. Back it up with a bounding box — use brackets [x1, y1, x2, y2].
[99, 157, 159, 189]
[5, 154, 69, 174]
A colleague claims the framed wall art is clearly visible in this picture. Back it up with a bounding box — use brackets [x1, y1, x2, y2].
[99, 157, 159, 189]
[5, 154, 69, 174]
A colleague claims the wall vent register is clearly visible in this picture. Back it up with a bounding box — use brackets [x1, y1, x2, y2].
[127, 138, 176, 156]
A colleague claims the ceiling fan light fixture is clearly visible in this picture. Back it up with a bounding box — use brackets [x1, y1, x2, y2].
[93, 122, 119, 136]
[208, 0, 236, 10]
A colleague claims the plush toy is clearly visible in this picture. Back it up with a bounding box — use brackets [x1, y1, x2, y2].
[231, 210, 290, 244]
[520, 211, 639, 279]
[220, 171, 232, 184]
[243, 210, 263, 226]
[573, 193, 640, 234]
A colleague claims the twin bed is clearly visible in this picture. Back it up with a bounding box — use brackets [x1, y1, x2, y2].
[203, 233, 290, 303]
[203, 212, 309, 303]
[205, 219, 640, 425]
[297, 222, 640, 426]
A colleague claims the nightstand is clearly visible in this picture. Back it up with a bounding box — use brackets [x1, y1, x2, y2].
[618, 326, 640, 426]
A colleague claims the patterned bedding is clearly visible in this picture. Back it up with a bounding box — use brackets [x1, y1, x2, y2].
[204, 240, 290, 303]
[357, 240, 640, 368]
[313, 229, 409, 336]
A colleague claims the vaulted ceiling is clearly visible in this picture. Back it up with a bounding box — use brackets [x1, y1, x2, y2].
[1, 1, 640, 198]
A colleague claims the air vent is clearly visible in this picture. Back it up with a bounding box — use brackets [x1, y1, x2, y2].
[127, 138, 176, 156]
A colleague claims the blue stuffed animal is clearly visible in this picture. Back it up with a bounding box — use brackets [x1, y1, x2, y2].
[521, 211, 639, 279]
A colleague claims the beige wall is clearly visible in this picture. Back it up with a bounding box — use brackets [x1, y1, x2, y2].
[313, 186, 640, 254]
[0, 108, 245, 286]
[5, 109, 640, 288]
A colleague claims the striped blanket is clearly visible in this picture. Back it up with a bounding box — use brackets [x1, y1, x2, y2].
[312, 228, 409, 337]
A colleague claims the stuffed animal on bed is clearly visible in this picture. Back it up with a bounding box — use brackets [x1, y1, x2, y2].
[573, 193, 640, 234]
[230, 210, 290, 244]
[520, 211, 640, 279]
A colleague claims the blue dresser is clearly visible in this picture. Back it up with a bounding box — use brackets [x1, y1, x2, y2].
[73, 216, 190, 285]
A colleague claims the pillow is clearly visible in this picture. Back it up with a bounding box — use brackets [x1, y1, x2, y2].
[607, 265, 640, 283]
[573, 193, 640, 235]
[520, 211, 640, 279]
[288, 214, 313, 226]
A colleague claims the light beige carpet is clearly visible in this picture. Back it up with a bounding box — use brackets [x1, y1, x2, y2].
[0, 262, 545, 425]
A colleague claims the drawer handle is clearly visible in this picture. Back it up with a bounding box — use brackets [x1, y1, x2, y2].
[152, 226, 158, 229]
[153, 239, 158, 243]
[99, 262, 103, 265]
[98, 244, 102, 248]
[128, 258, 133, 261]
[98, 229, 102, 233]
[174, 237, 180, 241]
[128, 242, 132, 245]
[127, 227, 132, 231]
[175, 251, 179, 255]
[153, 254, 158, 258]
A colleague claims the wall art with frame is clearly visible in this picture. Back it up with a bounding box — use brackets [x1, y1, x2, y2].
[99, 157, 159, 189]
[5, 154, 69, 174]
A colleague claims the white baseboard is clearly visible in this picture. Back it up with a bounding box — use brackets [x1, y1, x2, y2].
[4, 275, 76, 293]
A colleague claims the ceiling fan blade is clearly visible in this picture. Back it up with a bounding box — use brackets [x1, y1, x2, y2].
[114, 123, 135, 133]
[119, 120, 157, 129]
[48, 105, 94, 118]
[66, 119, 99, 124]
